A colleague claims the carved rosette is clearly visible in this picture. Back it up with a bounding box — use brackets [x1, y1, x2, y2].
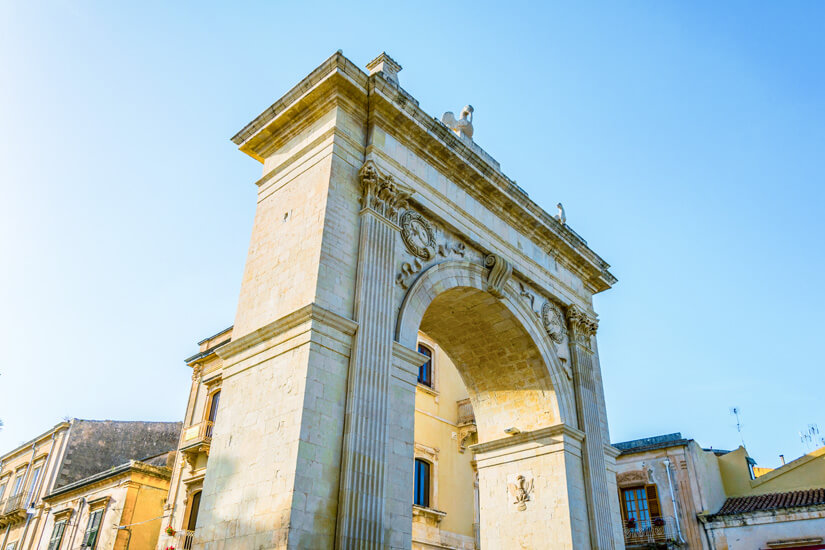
[566, 305, 599, 349]
[541, 301, 567, 344]
[359, 160, 412, 224]
[399, 210, 436, 260]
[484, 254, 513, 298]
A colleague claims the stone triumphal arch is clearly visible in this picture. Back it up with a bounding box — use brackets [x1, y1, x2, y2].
[194, 52, 624, 549]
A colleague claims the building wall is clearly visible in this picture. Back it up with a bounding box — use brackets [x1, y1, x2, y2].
[0, 423, 69, 550]
[412, 334, 476, 550]
[704, 510, 825, 550]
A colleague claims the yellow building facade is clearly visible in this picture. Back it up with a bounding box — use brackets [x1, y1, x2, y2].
[0, 419, 180, 550]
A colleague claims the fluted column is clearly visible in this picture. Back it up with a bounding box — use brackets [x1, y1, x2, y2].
[567, 305, 615, 550]
[336, 161, 412, 550]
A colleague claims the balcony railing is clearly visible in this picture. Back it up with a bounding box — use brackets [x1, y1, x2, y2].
[175, 529, 195, 550]
[181, 421, 213, 450]
[1, 494, 28, 523]
[623, 516, 679, 547]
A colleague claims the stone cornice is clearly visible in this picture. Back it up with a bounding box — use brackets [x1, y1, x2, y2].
[699, 503, 825, 528]
[217, 303, 358, 361]
[44, 461, 171, 502]
[470, 423, 585, 455]
[232, 51, 368, 162]
[367, 74, 616, 294]
[230, 50, 616, 294]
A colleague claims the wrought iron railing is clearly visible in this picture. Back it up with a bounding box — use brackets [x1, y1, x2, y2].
[3, 494, 25, 515]
[176, 529, 195, 550]
[623, 516, 678, 546]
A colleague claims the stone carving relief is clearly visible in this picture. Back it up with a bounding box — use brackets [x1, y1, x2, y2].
[484, 254, 513, 298]
[507, 472, 535, 511]
[395, 213, 475, 289]
[616, 469, 650, 488]
[400, 210, 436, 260]
[359, 160, 412, 224]
[541, 301, 567, 345]
[566, 304, 599, 348]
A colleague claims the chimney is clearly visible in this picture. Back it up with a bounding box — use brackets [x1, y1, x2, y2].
[779, 454, 785, 465]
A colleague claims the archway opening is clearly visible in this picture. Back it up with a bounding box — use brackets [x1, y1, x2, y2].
[418, 286, 560, 444]
[407, 282, 565, 549]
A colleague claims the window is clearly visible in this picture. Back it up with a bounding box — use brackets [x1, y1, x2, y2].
[0, 481, 7, 501]
[47, 520, 67, 550]
[414, 458, 431, 507]
[6, 542, 17, 550]
[11, 472, 25, 496]
[26, 464, 43, 506]
[206, 390, 221, 437]
[82, 509, 104, 548]
[621, 485, 660, 530]
[417, 344, 433, 387]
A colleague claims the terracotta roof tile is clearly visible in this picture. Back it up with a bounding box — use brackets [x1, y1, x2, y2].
[711, 488, 825, 518]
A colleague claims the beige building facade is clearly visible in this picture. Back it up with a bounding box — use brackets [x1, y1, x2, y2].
[159, 50, 626, 549]
[614, 433, 825, 550]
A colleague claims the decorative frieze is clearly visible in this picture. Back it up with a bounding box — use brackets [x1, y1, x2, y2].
[395, 214, 471, 289]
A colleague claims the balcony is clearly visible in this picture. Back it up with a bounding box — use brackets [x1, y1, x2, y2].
[0, 494, 29, 524]
[624, 517, 680, 548]
[180, 421, 213, 468]
[457, 398, 475, 426]
[175, 529, 195, 550]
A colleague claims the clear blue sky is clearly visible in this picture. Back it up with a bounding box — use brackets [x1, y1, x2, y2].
[1, 2, 823, 468]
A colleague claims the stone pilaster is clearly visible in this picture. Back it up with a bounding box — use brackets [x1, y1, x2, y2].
[567, 305, 615, 550]
[336, 161, 413, 550]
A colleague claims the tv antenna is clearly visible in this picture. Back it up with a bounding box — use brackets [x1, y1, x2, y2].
[800, 424, 825, 451]
[730, 406, 746, 448]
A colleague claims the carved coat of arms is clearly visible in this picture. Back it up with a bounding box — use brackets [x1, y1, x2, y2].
[508, 474, 535, 511]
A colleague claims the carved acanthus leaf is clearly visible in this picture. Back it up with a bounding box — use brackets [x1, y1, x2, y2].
[359, 161, 412, 223]
[566, 304, 598, 347]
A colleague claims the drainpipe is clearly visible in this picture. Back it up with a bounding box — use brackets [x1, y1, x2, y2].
[66, 497, 86, 550]
[663, 458, 684, 544]
[18, 443, 38, 548]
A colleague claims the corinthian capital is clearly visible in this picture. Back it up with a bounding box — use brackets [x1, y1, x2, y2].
[359, 160, 413, 224]
[566, 304, 598, 347]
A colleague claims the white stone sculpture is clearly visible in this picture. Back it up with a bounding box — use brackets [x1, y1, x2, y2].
[441, 105, 474, 140]
[555, 202, 566, 225]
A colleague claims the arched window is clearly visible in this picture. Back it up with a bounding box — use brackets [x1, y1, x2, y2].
[417, 344, 433, 387]
[414, 458, 431, 507]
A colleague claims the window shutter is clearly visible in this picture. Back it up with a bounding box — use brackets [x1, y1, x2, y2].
[48, 521, 66, 550]
[645, 484, 661, 518]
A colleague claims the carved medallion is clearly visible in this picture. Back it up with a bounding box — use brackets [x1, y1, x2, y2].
[400, 210, 435, 260]
[541, 301, 566, 344]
